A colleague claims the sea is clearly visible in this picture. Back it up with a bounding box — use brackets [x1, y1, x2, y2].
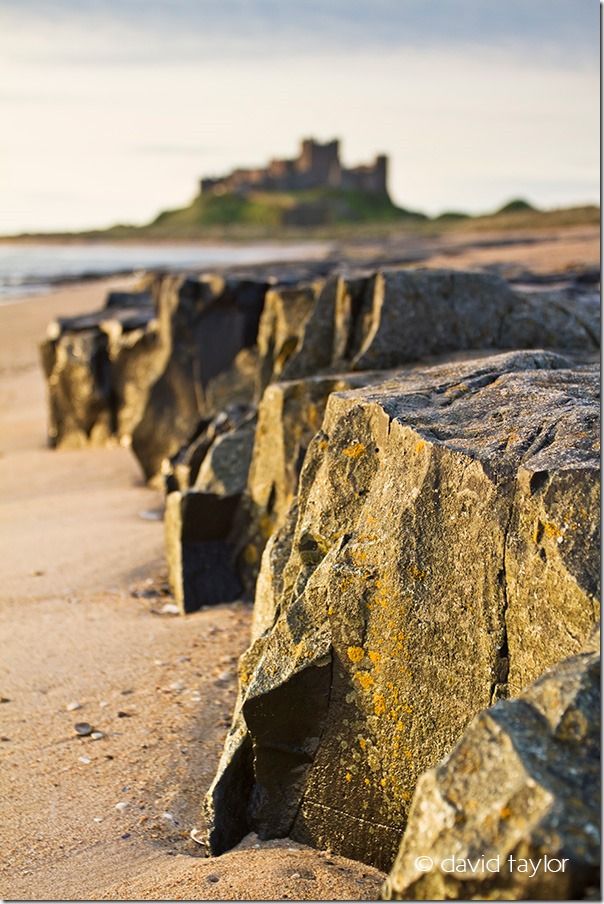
[0, 241, 330, 303]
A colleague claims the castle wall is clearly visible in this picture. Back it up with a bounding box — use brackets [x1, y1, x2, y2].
[199, 140, 389, 197]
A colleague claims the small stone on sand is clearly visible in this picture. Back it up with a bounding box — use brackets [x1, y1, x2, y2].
[74, 722, 93, 736]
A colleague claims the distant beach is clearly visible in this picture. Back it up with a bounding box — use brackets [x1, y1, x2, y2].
[0, 241, 331, 302]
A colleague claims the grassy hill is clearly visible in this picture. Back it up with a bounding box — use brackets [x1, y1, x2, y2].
[2, 192, 599, 243]
[103, 187, 427, 239]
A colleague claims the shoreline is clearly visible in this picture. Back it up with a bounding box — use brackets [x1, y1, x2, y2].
[0, 222, 600, 306]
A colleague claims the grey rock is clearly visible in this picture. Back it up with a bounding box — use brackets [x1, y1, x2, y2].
[195, 421, 256, 496]
[255, 268, 599, 385]
[350, 269, 599, 371]
[165, 415, 255, 613]
[236, 371, 390, 593]
[205, 349, 600, 870]
[255, 283, 322, 396]
[165, 404, 255, 494]
[40, 287, 158, 449]
[384, 632, 601, 900]
[132, 274, 267, 483]
[165, 490, 243, 614]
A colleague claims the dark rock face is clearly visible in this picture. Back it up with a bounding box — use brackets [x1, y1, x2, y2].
[40, 262, 601, 890]
[165, 411, 257, 614]
[132, 274, 268, 483]
[205, 350, 600, 871]
[40, 272, 268, 479]
[165, 404, 256, 494]
[384, 632, 601, 900]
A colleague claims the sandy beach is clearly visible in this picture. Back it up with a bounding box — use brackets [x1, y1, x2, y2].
[0, 224, 599, 899]
[0, 278, 385, 900]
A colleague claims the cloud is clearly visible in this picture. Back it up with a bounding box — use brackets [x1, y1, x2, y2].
[1, 0, 598, 66]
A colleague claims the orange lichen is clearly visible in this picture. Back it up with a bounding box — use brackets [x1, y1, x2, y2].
[347, 646, 365, 664]
[355, 671, 374, 690]
[373, 692, 387, 716]
[342, 442, 366, 459]
[368, 650, 381, 665]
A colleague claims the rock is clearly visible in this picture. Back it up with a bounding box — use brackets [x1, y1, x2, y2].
[74, 722, 93, 736]
[194, 419, 256, 496]
[349, 269, 599, 371]
[384, 633, 600, 900]
[260, 269, 599, 382]
[236, 371, 390, 593]
[279, 272, 376, 378]
[165, 490, 243, 613]
[165, 404, 256, 493]
[251, 502, 299, 641]
[39, 286, 159, 449]
[41, 267, 598, 470]
[255, 283, 322, 395]
[132, 275, 267, 483]
[205, 349, 600, 870]
[165, 415, 256, 613]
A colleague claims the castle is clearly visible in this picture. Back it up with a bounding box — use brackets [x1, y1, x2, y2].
[200, 138, 389, 198]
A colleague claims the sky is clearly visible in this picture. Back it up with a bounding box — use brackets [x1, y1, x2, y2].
[0, 0, 599, 233]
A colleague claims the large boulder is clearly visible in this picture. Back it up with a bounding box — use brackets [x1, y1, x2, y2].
[384, 632, 600, 900]
[205, 349, 600, 871]
[39, 287, 158, 448]
[255, 282, 323, 396]
[236, 370, 392, 593]
[271, 269, 599, 380]
[132, 274, 268, 484]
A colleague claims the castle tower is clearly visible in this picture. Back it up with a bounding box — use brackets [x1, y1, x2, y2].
[373, 154, 388, 196]
[296, 138, 341, 187]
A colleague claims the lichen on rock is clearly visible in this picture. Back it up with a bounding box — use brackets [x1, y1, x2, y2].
[205, 349, 600, 871]
[383, 630, 601, 900]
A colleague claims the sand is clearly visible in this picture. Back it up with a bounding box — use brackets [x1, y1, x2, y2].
[0, 278, 385, 900]
[0, 226, 598, 900]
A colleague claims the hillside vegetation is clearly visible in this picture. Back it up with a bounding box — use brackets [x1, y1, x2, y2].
[4, 191, 599, 243]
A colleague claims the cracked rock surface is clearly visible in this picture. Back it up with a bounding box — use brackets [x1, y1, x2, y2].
[384, 630, 600, 900]
[132, 274, 267, 483]
[205, 349, 600, 871]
